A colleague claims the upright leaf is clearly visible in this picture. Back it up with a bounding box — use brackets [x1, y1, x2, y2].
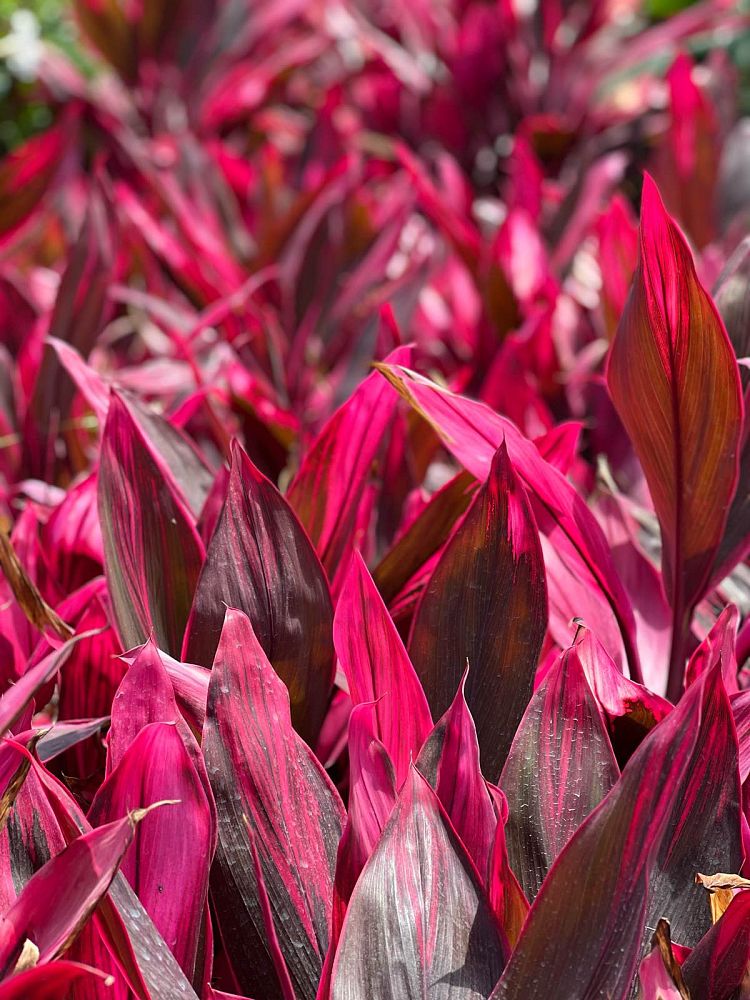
[185, 441, 334, 744]
[499, 644, 619, 901]
[98, 393, 205, 656]
[377, 362, 641, 677]
[682, 889, 750, 999]
[607, 175, 743, 699]
[334, 553, 432, 783]
[417, 674, 497, 880]
[203, 609, 345, 1000]
[287, 345, 412, 594]
[89, 723, 213, 982]
[319, 705, 397, 1000]
[330, 767, 507, 1000]
[409, 442, 547, 781]
[490, 667, 733, 1000]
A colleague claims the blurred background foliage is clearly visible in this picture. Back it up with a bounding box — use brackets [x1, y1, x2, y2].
[0, 0, 748, 154]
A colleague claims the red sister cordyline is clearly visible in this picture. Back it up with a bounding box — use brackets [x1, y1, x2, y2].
[0, 1, 748, 998]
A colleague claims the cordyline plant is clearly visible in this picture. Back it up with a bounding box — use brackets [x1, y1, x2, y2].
[0, 0, 748, 998]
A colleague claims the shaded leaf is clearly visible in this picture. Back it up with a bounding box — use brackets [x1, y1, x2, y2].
[330, 767, 507, 1000]
[185, 441, 334, 744]
[490, 666, 732, 999]
[409, 441, 547, 781]
[499, 644, 619, 901]
[377, 362, 641, 677]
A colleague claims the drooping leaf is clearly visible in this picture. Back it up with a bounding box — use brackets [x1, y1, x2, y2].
[98, 392, 205, 656]
[203, 608, 345, 1000]
[333, 552, 432, 783]
[0, 631, 95, 737]
[409, 441, 547, 781]
[330, 767, 507, 1000]
[36, 719, 109, 764]
[185, 441, 334, 744]
[0, 961, 113, 999]
[499, 644, 619, 901]
[637, 920, 690, 1000]
[607, 174, 743, 699]
[0, 807, 160, 976]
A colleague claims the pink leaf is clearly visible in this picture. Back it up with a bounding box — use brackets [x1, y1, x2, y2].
[203, 608, 345, 1000]
[333, 552, 432, 783]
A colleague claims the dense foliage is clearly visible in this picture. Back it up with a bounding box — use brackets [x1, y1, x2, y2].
[0, 1, 748, 998]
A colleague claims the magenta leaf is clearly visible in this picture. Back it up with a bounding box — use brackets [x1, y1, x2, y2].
[607, 175, 744, 699]
[409, 441, 547, 781]
[98, 392, 205, 656]
[0, 807, 158, 976]
[0, 961, 113, 999]
[417, 673, 497, 882]
[203, 608, 345, 1000]
[330, 766, 507, 999]
[377, 362, 641, 677]
[89, 723, 213, 983]
[333, 552, 432, 783]
[185, 440, 334, 744]
[682, 889, 750, 999]
[26, 757, 200, 1000]
[490, 665, 736, 999]
[499, 644, 619, 901]
[287, 345, 412, 595]
[0, 630, 95, 737]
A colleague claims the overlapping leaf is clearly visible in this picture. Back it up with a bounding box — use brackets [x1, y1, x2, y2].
[185, 441, 334, 744]
[98, 393, 205, 656]
[330, 767, 507, 999]
[409, 441, 547, 781]
[203, 608, 345, 1000]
